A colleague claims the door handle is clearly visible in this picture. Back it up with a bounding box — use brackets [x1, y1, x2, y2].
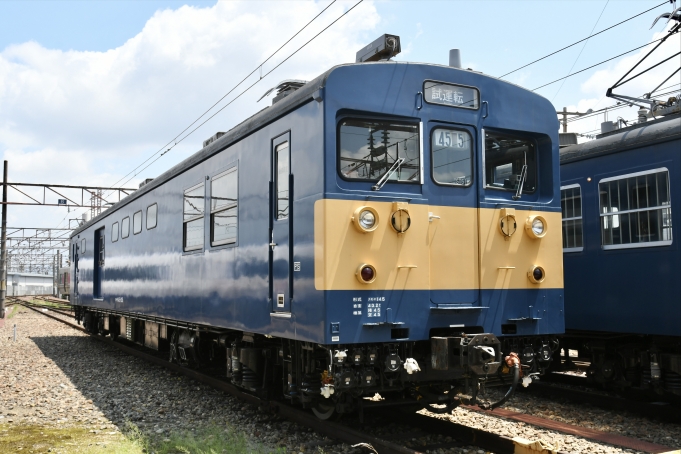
[428, 212, 441, 222]
[269, 232, 277, 250]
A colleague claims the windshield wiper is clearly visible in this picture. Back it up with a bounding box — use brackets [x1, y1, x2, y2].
[512, 153, 528, 200]
[372, 158, 405, 191]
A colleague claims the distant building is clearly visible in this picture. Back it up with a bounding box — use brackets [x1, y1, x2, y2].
[7, 272, 53, 296]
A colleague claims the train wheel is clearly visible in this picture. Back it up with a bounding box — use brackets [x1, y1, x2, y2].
[311, 401, 336, 420]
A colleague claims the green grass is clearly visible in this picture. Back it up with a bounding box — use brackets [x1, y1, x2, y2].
[7, 305, 23, 319]
[30, 298, 69, 309]
[0, 422, 283, 454]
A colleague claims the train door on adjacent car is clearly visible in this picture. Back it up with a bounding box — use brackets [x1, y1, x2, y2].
[93, 227, 104, 299]
[428, 123, 480, 306]
[73, 243, 79, 303]
[270, 133, 292, 314]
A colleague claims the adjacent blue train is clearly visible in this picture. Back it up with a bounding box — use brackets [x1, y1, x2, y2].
[70, 36, 564, 417]
[560, 111, 681, 398]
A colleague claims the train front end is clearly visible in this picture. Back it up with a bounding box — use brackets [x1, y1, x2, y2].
[310, 42, 564, 416]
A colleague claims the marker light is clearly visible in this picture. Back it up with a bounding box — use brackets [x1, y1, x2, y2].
[528, 265, 546, 284]
[525, 215, 548, 239]
[356, 263, 377, 284]
[352, 206, 379, 233]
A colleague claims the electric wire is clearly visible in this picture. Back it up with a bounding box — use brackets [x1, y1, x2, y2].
[499, 0, 669, 79]
[114, 0, 365, 190]
[107, 0, 339, 192]
[52, 0, 360, 231]
[533, 33, 678, 91]
[551, 0, 610, 101]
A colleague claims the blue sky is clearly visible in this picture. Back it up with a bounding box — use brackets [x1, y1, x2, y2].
[0, 0, 678, 230]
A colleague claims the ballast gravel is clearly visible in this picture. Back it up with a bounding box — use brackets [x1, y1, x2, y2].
[0, 305, 678, 454]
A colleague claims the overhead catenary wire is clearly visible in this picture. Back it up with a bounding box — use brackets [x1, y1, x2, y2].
[551, 0, 610, 101]
[499, 0, 669, 79]
[52, 0, 360, 231]
[114, 0, 365, 190]
[533, 33, 679, 91]
[107, 0, 339, 192]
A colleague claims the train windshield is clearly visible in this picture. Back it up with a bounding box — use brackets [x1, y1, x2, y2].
[338, 119, 420, 183]
[484, 131, 536, 193]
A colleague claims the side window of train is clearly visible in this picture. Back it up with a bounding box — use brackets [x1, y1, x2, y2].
[133, 210, 142, 234]
[483, 131, 537, 193]
[431, 128, 473, 186]
[561, 185, 583, 252]
[599, 168, 672, 249]
[122, 216, 130, 239]
[147, 203, 158, 230]
[183, 182, 205, 251]
[275, 143, 289, 219]
[81, 238, 86, 253]
[210, 167, 237, 246]
[111, 222, 119, 242]
[338, 118, 420, 183]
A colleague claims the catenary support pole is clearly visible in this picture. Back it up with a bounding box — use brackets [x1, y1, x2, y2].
[0, 161, 7, 319]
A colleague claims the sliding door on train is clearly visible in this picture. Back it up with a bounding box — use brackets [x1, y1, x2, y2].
[270, 133, 292, 314]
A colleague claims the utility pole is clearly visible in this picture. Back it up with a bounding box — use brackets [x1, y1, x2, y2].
[558, 107, 593, 133]
[0, 161, 8, 320]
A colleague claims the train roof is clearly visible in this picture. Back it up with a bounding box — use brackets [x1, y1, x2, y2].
[560, 113, 681, 165]
[72, 61, 553, 237]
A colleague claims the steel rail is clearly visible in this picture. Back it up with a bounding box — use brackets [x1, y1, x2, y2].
[15, 303, 678, 454]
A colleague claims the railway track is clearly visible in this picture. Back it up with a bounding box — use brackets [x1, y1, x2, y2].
[524, 377, 681, 423]
[12, 302, 679, 454]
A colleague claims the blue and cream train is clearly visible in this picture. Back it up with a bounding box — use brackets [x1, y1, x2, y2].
[70, 36, 564, 417]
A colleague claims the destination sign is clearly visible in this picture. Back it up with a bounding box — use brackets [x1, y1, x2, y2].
[424, 81, 479, 109]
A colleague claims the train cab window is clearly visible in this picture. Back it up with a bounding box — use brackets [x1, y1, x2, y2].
[111, 222, 119, 242]
[561, 185, 583, 251]
[122, 216, 130, 239]
[183, 183, 205, 251]
[147, 204, 157, 230]
[210, 167, 237, 246]
[431, 128, 472, 186]
[484, 131, 536, 194]
[338, 119, 420, 183]
[133, 211, 142, 234]
[599, 168, 672, 249]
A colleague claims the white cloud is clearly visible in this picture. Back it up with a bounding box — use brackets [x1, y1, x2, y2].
[0, 0, 380, 230]
[567, 23, 680, 139]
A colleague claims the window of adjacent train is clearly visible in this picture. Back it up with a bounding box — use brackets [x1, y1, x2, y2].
[431, 128, 472, 186]
[484, 131, 536, 194]
[183, 183, 205, 251]
[599, 168, 672, 249]
[211, 167, 238, 246]
[561, 185, 583, 251]
[147, 203, 157, 230]
[111, 222, 119, 242]
[338, 119, 420, 183]
[133, 211, 142, 234]
[122, 216, 130, 238]
[275, 143, 289, 219]
[81, 238, 86, 252]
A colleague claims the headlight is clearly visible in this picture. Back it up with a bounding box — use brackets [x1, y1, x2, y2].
[352, 206, 379, 233]
[527, 265, 546, 284]
[525, 215, 548, 239]
[359, 210, 376, 229]
[356, 263, 377, 284]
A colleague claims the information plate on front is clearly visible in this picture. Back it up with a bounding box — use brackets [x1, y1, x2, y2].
[424, 81, 479, 109]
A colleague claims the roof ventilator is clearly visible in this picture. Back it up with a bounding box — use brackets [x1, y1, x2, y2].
[203, 132, 226, 148]
[259, 80, 308, 105]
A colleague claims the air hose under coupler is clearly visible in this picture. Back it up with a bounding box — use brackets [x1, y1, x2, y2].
[478, 352, 521, 410]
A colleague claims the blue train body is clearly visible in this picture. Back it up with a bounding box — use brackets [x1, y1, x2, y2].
[71, 56, 565, 415]
[559, 113, 681, 396]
